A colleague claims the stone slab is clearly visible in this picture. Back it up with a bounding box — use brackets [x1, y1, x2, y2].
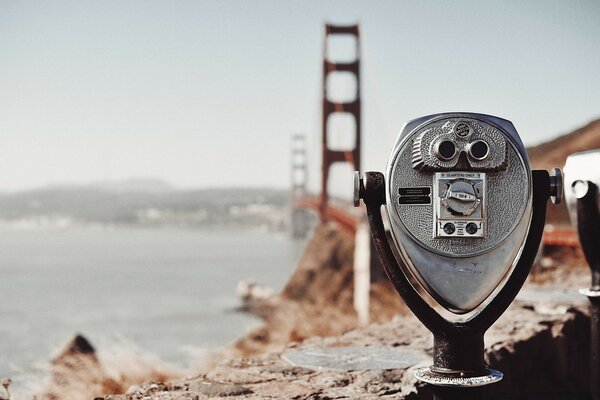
[281, 346, 427, 371]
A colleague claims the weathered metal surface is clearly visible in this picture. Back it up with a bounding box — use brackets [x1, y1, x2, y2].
[414, 366, 502, 387]
[281, 346, 426, 371]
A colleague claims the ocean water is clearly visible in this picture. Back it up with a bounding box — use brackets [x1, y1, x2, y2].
[0, 225, 304, 381]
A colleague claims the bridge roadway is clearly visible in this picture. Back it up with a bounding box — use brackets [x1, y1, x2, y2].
[295, 196, 579, 248]
[294, 197, 358, 236]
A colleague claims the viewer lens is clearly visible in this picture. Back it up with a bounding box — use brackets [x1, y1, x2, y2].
[469, 140, 489, 160]
[436, 140, 456, 160]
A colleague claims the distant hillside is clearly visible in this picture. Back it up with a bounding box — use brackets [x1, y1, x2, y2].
[88, 178, 174, 193]
[527, 117, 600, 225]
[528, 118, 600, 170]
[0, 184, 289, 230]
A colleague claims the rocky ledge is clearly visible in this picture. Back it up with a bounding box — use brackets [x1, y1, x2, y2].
[102, 299, 591, 400]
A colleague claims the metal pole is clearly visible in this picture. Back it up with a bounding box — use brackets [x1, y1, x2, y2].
[575, 181, 600, 400]
[591, 297, 600, 400]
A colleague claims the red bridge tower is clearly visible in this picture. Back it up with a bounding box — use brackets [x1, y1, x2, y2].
[320, 24, 361, 222]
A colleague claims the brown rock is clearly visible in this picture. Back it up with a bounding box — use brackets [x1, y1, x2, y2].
[104, 302, 593, 399]
[188, 381, 251, 397]
[38, 334, 121, 400]
[36, 334, 181, 400]
[233, 224, 407, 358]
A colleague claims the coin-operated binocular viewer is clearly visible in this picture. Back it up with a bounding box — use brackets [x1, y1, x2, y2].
[354, 113, 562, 399]
[564, 150, 600, 400]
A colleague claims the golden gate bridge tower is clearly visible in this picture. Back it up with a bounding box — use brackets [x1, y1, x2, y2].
[290, 133, 310, 238]
[320, 23, 361, 222]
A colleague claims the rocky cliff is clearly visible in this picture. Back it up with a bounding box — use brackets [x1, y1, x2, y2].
[233, 223, 406, 357]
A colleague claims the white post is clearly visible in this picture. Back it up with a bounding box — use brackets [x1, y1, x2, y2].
[354, 219, 370, 326]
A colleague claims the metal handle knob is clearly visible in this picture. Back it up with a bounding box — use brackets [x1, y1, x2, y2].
[353, 171, 363, 207]
[549, 168, 563, 204]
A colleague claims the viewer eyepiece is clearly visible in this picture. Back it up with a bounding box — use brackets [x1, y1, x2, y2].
[467, 140, 489, 160]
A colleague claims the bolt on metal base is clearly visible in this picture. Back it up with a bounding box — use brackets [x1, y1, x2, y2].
[580, 288, 600, 298]
[414, 366, 503, 387]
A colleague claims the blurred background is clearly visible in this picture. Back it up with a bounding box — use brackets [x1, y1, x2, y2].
[0, 0, 599, 397]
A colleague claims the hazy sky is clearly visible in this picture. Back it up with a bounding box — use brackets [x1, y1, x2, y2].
[1, 1, 599, 194]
